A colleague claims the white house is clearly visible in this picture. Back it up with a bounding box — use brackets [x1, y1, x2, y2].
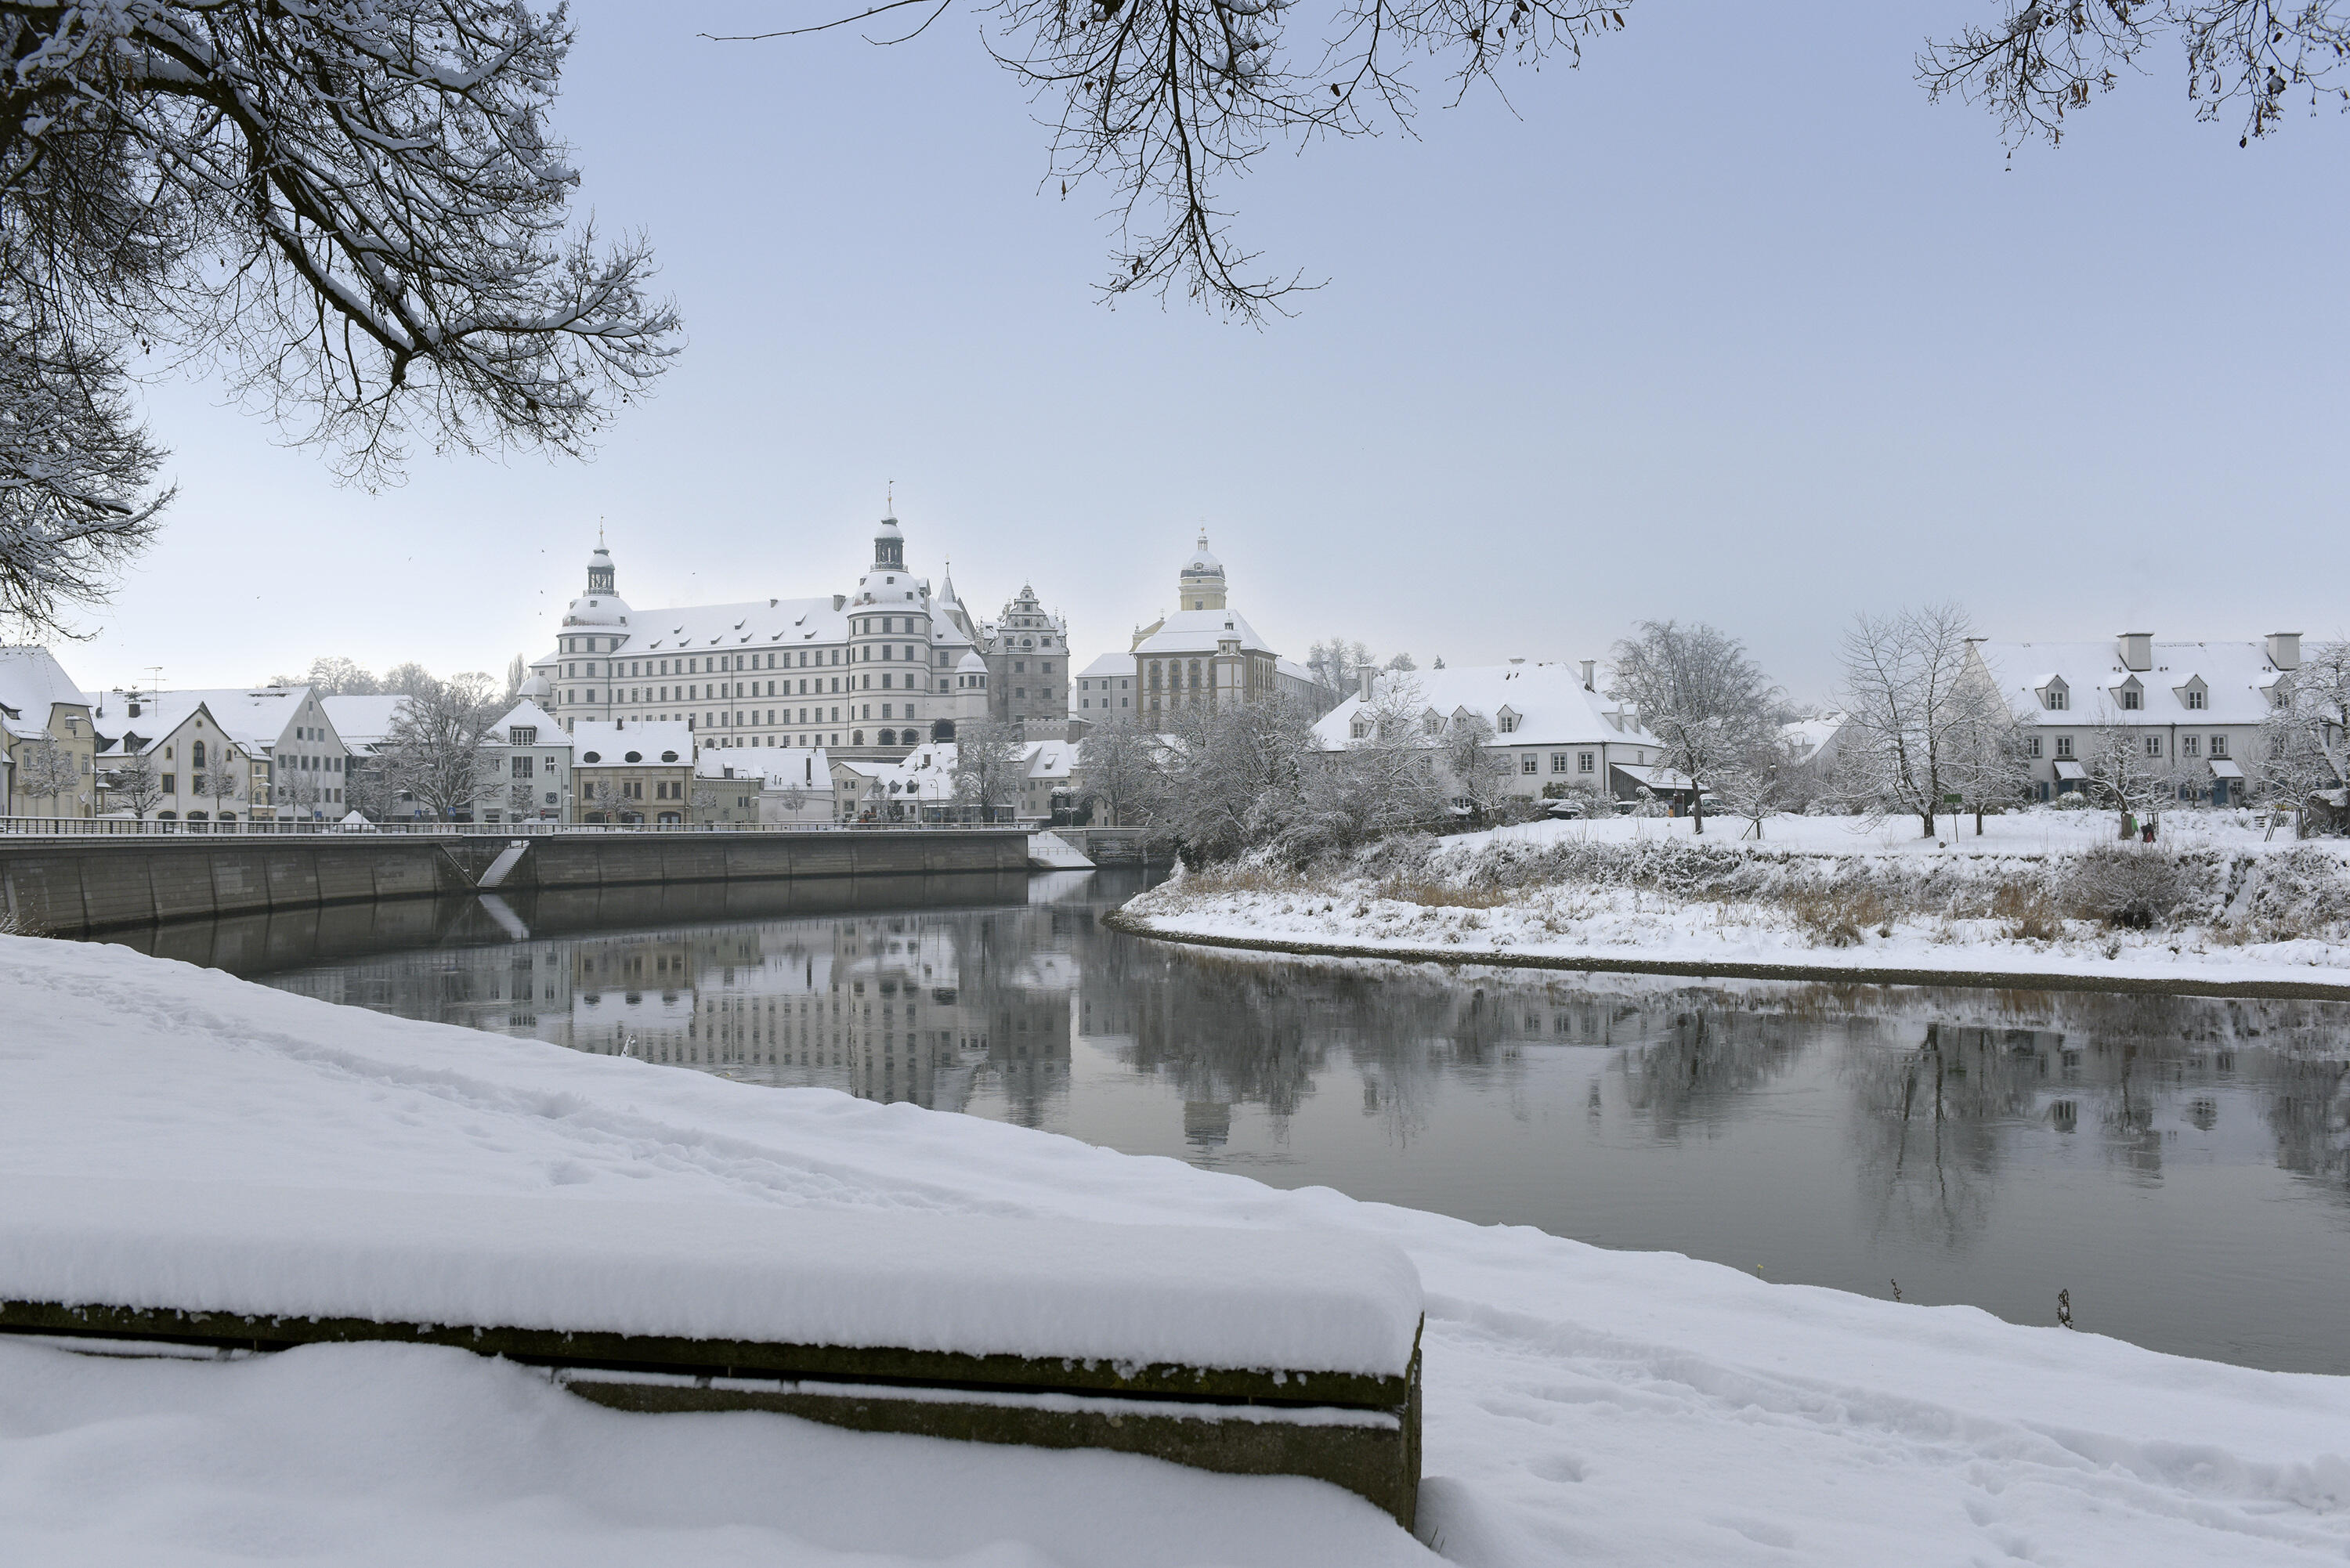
[1311, 661, 1670, 805]
[1069, 651, 1136, 723]
[1968, 633, 2301, 806]
[87, 693, 267, 825]
[148, 685, 352, 820]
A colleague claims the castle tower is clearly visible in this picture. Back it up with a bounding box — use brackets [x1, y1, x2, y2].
[585, 539, 616, 596]
[1177, 531, 1226, 612]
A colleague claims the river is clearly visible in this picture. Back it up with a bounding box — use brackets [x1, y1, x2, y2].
[105, 865, 2350, 1375]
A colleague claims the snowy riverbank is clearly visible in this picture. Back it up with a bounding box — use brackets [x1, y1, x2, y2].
[1117, 810, 2350, 996]
[8, 931, 2350, 1565]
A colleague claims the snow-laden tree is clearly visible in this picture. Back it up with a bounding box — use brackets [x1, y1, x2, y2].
[953, 718, 1025, 822]
[1075, 716, 1158, 826]
[1441, 711, 1513, 826]
[2084, 695, 2175, 835]
[1835, 604, 1987, 840]
[266, 656, 379, 695]
[2258, 639, 2350, 807]
[1712, 728, 1803, 840]
[0, 1, 678, 637]
[1608, 620, 1776, 836]
[1150, 698, 1318, 862]
[1940, 683, 2034, 834]
[1282, 674, 1444, 857]
[15, 734, 80, 809]
[104, 750, 165, 820]
[381, 674, 500, 820]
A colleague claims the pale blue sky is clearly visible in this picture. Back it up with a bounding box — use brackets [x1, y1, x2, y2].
[67, 2, 2349, 702]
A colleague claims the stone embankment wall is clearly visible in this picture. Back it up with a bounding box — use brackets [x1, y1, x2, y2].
[0, 832, 1032, 937]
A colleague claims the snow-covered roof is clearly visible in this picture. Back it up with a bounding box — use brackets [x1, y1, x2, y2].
[1782, 714, 1847, 767]
[540, 590, 978, 666]
[1180, 531, 1224, 576]
[1075, 651, 1130, 680]
[569, 721, 692, 768]
[1133, 609, 1274, 658]
[320, 695, 410, 750]
[491, 700, 565, 742]
[1312, 663, 1655, 751]
[161, 686, 328, 753]
[89, 692, 230, 758]
[1274, 657, 1321, 686]
[1972, 639, 2291, 728]
[0, 646, 91, 740]
[695, 746, 829, 787]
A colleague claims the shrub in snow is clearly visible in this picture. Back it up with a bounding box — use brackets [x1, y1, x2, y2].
[2064, 847, 2193, 929]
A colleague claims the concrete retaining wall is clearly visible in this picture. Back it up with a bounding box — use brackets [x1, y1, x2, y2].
[0, 832, 1031, 937]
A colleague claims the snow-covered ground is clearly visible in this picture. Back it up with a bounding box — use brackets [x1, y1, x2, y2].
[8, 932, 2350, 1566]
[1120, 809, 2350, 992]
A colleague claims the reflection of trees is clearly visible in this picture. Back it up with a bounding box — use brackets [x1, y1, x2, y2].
[2265, 1058, 2350, 1190]
[1610, 1009, 1807, 1140]
[1842, 1024, 2044, 1252]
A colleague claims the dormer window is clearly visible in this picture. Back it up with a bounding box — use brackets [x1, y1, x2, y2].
[2175, 674, 2208, 711]
[2186, 688, 2205, 710]
[2044, 686, 2068, 711]
[1497, 706, 1521, 734]
[2120, 688, 2141, 710]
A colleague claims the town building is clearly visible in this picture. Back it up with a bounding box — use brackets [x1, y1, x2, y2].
[85, 692, 267, 825]
[978, 583, 1069, 738]
[473, 699, 570, 822]
[568, 721, 694, 825]
[1069, 651, 1135, 724]
[0, 646, 96, 818]
[1967, 632, 2303, 806]
[689, 745, 830, 825]
[1124, 532, 1332, 719]
[528, 515, 1035, 762]
[1311, 660, 1672, 806]
[114, 685, 355, 820]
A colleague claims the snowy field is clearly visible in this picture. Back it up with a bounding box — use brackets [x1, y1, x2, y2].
[8, 932, 2350, 1566]
[1122, 809, 2350, 990]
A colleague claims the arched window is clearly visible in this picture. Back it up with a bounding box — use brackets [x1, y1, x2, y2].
[931, 720, 956, 742]
[1189, 659, 1202, 688]
[852, 730, 866, 746]
[192, 740, 207, 769]
[877, 728, 896, 746]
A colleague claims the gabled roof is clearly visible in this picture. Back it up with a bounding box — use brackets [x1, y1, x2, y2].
[89, 693, 233, 757]
[0, 646, 91, 739]
[1311, 663, 1656, 751]
[164, 686, 325, 753]
[491, 699, 565, 741]
[1075, 650, 1131, 680]
[1971, 640, 2289, 727]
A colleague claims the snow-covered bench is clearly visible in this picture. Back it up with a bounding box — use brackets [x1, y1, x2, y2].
[0, 1180, 1425, 1525]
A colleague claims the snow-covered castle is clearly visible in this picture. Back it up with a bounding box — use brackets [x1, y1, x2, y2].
[525, 515, 1016, 760]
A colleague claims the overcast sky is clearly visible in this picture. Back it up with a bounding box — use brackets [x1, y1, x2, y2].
[61, 2, 2350, 703]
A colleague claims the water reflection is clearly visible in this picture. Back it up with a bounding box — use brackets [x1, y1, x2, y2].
[122, 869, 2350, 1374]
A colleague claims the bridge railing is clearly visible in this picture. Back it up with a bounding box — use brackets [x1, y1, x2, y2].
[0, 816, 1029, 839]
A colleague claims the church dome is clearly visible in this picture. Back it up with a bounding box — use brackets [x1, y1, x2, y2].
[1181, 531, 1223, 576]
[563, 591, 631, 627]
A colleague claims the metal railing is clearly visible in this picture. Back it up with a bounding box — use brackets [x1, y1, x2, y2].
[0, 815, 1027, 839]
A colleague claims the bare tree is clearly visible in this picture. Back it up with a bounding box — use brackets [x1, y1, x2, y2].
[104, 750, 166, 821]
[380, 662, 438, 699]
[505, 655, 530, 702]
[1835, 605, 1981, 840]
[1149, 698, 1318, 861]
[381, 673, 500, 820]
[1920, 2, 2350, 153]
[194, 745, 245, 822]
[273, 761, 326, 822]
[1, 1, 678, 634]
[1608, 620, 1777, 836]
[15, 734, 80, 812]
[953, 717, 1027, 822]
[1285, 674, 1446, 856]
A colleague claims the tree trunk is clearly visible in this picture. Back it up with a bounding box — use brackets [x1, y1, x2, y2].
[1691, 794, 1705, 834]
[1918, 807, 1935, 839]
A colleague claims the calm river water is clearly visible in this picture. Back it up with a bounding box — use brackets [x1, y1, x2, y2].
[118, 866, 2350, 1375]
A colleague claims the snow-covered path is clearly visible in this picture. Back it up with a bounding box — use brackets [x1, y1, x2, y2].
[6, 933, 2349, 1566]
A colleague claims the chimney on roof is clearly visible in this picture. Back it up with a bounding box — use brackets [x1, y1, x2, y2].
[1357, 667, 1376, 700]
[2267, 631, 2302, 671]
[1508, 656, 1525, 665]
[2117, 632, 2153, 673]
[1579, 659, 1596, 692]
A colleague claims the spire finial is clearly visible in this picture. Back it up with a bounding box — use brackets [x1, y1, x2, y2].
[598, 518, 606, 549]
[887, 479, 894, 516]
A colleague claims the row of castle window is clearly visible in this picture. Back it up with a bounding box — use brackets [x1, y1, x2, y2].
[564, 645, 945, 679]
[2024, 735, 2232, 759]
